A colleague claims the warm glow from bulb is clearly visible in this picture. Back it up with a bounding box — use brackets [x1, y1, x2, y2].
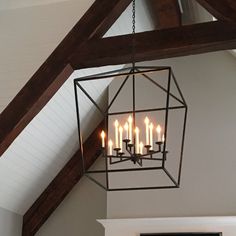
[128, 115, 133, 123]
[114, 120, 119, 127]
[135, 127, 139, 133]
[144, 116, 149, 124]
[149, 123, 154, 130]
[124, 122, 128, 130]
[156, 125, 161, 134]
[101, 130, 105, 148]
[101, 130, 105, 138]
[108, 139, 113, 146]
[119, 126, 123, 132]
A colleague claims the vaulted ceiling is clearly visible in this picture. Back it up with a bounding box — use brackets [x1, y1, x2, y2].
[0, 0, 154, 214]
[0, 0, 236, 236]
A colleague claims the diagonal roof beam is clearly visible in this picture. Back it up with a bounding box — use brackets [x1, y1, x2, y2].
[196, 0, 236, 22]
[70, 21, 236, 69]
[147, 0, 181, 29]
[22, 121, 104, 236]
[0, 0, 132, 157]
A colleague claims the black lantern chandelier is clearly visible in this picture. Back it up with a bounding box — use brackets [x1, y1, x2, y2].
[74, 0, 187, 191]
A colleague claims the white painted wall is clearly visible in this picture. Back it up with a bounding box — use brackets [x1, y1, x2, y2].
[99, 217, 236, 236]
[0, 0, 94, 113]
[0, 207, 22, 236]
[107, 51, 236, 218]
[36, 176, 106, 236]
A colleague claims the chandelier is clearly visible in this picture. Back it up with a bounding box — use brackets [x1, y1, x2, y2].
[74, 0, 187, 191]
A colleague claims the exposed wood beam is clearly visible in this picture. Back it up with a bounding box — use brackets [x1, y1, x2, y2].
[146, 0, 181, 29]
[0, 0, 132, 157]
[196, 0, 236, 22]
[70, 21, 236, 69]
[22, 121, 104, 236]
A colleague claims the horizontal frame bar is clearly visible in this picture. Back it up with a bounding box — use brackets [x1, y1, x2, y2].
[108, 105, 186, 116]
[74, 67, 170, 82]
[86, 166, 163, 174]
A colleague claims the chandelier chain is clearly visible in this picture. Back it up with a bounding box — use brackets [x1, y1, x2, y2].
[132, 0, 135, 35]
[132, 0, 136, 68]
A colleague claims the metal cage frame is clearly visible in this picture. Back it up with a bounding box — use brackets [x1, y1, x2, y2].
[74, 66, 187, 191]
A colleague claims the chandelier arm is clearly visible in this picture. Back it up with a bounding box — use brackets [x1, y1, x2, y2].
[109, 158, 131, 165]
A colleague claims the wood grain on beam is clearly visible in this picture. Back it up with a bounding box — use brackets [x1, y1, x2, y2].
[22, 121, 104, 236]
[147, 0, 181, 29]
[197, 0, 236, 22]
[0, 0, 132, 157]
[70, 21, 236, 69]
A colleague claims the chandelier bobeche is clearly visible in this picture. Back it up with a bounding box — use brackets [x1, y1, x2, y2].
[100, 115, 167, 167]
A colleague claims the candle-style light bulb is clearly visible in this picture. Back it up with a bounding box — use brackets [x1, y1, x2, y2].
[139, 142, 144, 155]
[101, 130, 105, 148]
[156, 125, 162, 142]
[135, 127, 140, 154]
[119, 126, 123, 152]
[162, 134, 165, 142]
[144, 117, 150, 145]
[149, 123, 154, 150]
[108, 139, 113, 155]
[114, 120, 119, 148]
[124, 122, 129, 140]
[128, 116, 133, 143]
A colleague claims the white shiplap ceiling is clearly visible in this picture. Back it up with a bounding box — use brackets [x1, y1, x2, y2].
[0, 0, 153, 214]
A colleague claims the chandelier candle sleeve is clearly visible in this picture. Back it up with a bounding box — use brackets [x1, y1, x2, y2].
[162, 134, 165, 142]
[128, 116, 133, 143]
[139, 142, 144, 155]
[144, 117, 150, 145]
[108, 139, 113, 155]
[156, 125, 162, 142]
[135, 127, 140, 154]
[149, 123, 154, 150]
[124, 122, 129, 140]
[114, 120, 119, 148]
[101, 130, 105, 148]
[119, 126, 123, 152]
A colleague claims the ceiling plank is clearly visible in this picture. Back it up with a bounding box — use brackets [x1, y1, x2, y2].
[22, 121, 104, 236]
[70, 21, 236, 69]
[196, 0, 236, 22]
[0, 0, 132, 157]
[146, 0, 181, 29]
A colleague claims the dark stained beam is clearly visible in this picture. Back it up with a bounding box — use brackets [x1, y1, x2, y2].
[0, 0, 132, 157]
[70, 21, 236, 69]
[146, 0, 181, 29]
[22, 121, 104, 236]
[197, 0, 236, 22]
